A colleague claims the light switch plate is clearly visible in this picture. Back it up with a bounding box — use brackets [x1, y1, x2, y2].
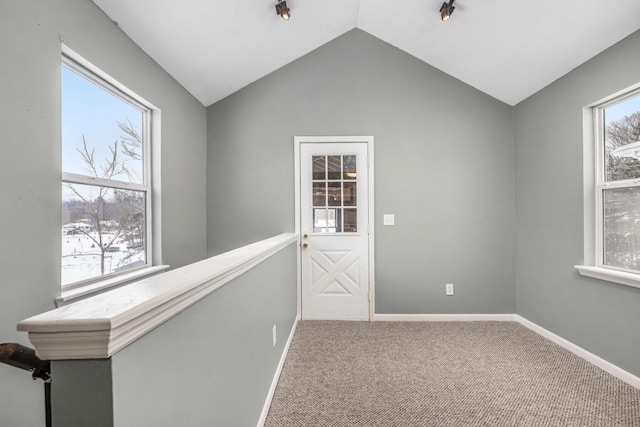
[383, 214, 395, 226]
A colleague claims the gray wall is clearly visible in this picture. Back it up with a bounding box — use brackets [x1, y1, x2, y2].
[110, 244, 297, 427]
[207, 29, 516, 315]
[0, 1, 207, 425]
[52, 359, 114, 427]
[514, 29, 640, 377]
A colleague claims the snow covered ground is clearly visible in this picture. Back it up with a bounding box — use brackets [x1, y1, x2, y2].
[61, 232, 144, 285]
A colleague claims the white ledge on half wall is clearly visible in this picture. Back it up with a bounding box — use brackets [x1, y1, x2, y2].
[575, 265, 640, 290]
[18, 233, 298, 360]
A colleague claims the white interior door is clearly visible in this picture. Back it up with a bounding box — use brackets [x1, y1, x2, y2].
[300, 141, 370, 320]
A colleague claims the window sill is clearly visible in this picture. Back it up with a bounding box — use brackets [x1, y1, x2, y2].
[57, 265, 170, 307]
[575, 265, 640, 290]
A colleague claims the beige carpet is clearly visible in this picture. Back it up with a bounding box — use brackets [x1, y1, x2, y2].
[265, 321, 640, 426]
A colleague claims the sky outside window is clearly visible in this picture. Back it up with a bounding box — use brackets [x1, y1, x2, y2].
[605, 94, 640, 125]
[61, 66, 143, 185]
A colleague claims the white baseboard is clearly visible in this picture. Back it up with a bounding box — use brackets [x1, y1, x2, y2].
[373, 313, 516, 322]
[515, 315, 640, 390]
[257, 317, 299, 427]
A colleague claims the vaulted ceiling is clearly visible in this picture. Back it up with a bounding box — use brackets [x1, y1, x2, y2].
[92, 0, 640, 107]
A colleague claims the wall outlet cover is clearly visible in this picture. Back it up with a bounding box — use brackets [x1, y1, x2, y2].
[383, 214, 395, 226]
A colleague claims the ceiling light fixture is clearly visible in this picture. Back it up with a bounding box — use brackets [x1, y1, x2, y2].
[439, 0, 455, 22]
[276, 0, 291, 21]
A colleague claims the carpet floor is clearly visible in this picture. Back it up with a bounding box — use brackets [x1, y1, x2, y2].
[265, 321, 640, 426]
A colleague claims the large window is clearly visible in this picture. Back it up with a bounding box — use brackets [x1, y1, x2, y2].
[595, 89, 640, 274]
[61, 56, 152, 288]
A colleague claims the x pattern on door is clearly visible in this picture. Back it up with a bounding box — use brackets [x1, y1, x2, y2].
[311, 249, 361, 296]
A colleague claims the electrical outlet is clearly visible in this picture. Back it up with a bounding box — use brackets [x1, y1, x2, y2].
[272, 325, 277, 347]
[446, 283, 454, 296]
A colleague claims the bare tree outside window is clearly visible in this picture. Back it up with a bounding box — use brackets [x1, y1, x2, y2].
[63, 121, 145, 281]
[605, 111, 640, 181]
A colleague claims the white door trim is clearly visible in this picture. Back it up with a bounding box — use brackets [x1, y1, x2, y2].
[294, 136, 375, 321]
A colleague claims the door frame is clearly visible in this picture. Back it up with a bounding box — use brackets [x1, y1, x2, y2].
[294, 136, 375, 321]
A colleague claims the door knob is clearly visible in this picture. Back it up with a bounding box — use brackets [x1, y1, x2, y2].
[302, 242, 308, 248]
[303, 234, 308, 238]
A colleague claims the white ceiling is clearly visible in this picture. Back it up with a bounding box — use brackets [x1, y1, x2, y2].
[92, 0, 640, 107]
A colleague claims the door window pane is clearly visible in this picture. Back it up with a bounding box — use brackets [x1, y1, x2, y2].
[332, 208, 342, 233]
[343, 182, 357, 206]
[312, 156, 325, 180]
[343, 155, 357, 180]
[313, 208, 326, 233]
[327, 156, 342, 180]
[344, 209, 357, 232]
[313, 182, 326, 206]
[328, 182, 342, 206]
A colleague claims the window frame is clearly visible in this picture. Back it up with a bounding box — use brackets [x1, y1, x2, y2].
[60, 52, 161, 300]
[594, 88, 640, 273]
[577, 85, 640, 289]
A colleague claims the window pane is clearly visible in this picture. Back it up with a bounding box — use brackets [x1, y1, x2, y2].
[328, 182, 342, 206]
[62, 66, 144, 184]
[327, 156, 341, 180]
[313, 182, 326, 207]
[343, 182, 357, 206]
[62, 183, 146, 285]
[330, 208, 341, 233]
[313, 208, 326, 233]
[603, 187, 640, 271]
[344, 209, 357, 232]
[312, 156, 325, 180]
[343, 155, 357, 180]
[604, 94, 640, 182]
